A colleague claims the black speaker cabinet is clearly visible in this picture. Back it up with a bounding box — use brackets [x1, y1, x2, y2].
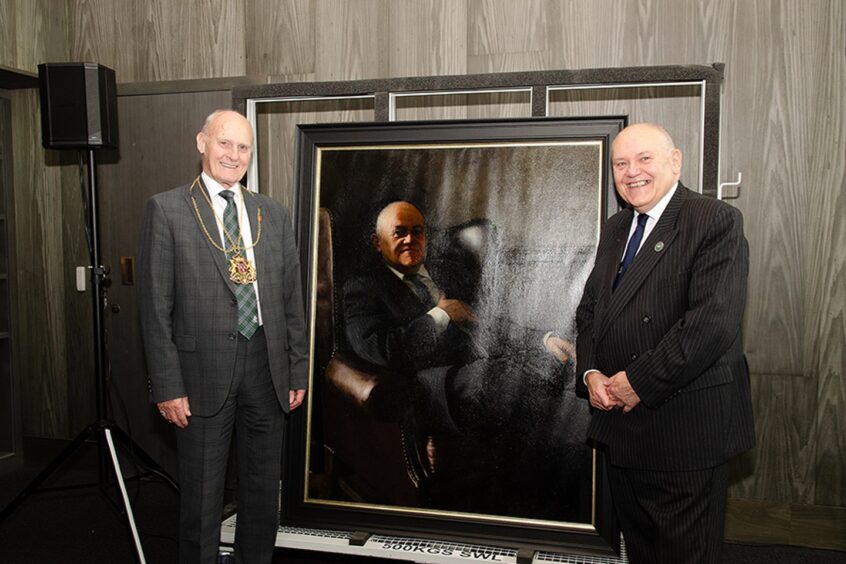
[38, 62, 118, 150]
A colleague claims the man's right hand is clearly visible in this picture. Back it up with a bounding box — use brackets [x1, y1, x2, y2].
[157, 396, 191, 428]
[585, 371, 623, 411]
[437, 296, 477, 325]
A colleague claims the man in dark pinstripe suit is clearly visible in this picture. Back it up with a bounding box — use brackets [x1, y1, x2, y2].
[138, 110, 308, 563]
[576, 123, 755, 564]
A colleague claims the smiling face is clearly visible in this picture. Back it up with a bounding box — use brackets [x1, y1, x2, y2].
[611, 123, 682, 213]
[196, 110, 253, 188]
[372, 201, 427, 274]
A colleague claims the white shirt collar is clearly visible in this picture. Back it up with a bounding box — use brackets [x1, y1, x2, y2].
[385, 263, 432, 281]
[201, 171, 242, 200]
[638, 181, 678, 223]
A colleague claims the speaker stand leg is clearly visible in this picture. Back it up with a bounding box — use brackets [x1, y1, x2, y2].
[104, 427, 146, 564]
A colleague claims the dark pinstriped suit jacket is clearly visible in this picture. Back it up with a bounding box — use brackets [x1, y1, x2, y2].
[576, 184, 755, 470]
[138, 181, 309, 416]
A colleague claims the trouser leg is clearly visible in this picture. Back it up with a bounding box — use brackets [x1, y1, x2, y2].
[607, 462, 729, 564]
[232, 330, 284, 564]
[176, 398, 237, 563]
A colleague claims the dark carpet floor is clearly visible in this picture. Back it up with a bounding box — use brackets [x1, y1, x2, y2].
[0, 439, 842, 564]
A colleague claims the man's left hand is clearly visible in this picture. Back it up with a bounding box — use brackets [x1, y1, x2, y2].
[289, 389, 306, 411]
[544, 335, 576, 364]
[606, 371, 641, 412]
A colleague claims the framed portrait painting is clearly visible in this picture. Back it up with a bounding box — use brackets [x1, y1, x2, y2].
[285, 117, 626, 556]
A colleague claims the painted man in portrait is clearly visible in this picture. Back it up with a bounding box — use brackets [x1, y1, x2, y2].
[341, 200, 589, 518]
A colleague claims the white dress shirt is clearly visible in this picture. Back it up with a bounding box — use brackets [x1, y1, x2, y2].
[202, 171, 263, 326]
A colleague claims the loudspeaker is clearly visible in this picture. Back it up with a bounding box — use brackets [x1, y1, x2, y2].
[37, 62, 118, 150]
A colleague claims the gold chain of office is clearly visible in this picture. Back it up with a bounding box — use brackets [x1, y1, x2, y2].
[189, 176, 262, 285]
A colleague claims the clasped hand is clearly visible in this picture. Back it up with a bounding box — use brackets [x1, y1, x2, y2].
[437, 295, 477, 325]
[586, 371, 641, 413]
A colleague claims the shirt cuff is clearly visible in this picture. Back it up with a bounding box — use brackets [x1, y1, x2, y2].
[583, 369, 600, 385]
[428, 307, 450, 332]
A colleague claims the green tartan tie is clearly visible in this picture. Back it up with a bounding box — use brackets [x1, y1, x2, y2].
[219, 190, 259, 339]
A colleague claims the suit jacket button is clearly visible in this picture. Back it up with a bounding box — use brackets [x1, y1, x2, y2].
[230, 298, 237, 307]
[228, 333, 236, 341]
[642, 315, 651, 323]
[631, 353, 638, 360]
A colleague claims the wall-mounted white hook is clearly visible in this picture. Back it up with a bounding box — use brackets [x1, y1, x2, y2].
[718, 172, 742, 200]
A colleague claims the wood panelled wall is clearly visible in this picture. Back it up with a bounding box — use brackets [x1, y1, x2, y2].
[0, 0, 97, 439]
[1, 0, 843, 549]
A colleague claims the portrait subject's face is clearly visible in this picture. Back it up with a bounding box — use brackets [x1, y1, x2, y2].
[611, 124, 682, 213]
[196, 111, 253, 188]
[373, 202, 427, 274]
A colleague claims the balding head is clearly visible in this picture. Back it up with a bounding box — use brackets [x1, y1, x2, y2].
[372, 201, 427, 273]
[196, 110, 253, 188]
[611, 123, 682, 213]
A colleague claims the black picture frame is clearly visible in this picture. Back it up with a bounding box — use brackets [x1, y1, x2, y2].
[286, 117, 626, 556]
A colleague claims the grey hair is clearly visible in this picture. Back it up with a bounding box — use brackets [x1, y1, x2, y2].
[199, 109, 247, 137]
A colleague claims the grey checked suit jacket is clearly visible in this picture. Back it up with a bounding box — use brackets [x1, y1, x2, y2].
[138, 181, 308, 416]
[576, 184, 755, 470]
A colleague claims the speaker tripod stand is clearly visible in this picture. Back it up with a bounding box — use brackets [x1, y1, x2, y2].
[0, 149, 178, 564]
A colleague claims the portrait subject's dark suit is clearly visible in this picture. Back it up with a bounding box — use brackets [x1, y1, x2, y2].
[343, 261, 570, 428]
[344, 255, 590, 519]
[138, 181, 308, 562]
[576, 184, 755, 561]
[343, 265, 475, 374]
[343, 265, 486, 433]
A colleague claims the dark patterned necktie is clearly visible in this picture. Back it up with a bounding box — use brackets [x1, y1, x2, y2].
[405, 273, 436, 309]
[220, 190, 259, 338]
[613, 212, 649, 290]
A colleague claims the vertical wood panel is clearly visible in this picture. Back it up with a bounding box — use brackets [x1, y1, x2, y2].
[9, 90, 74, 438]
[723, 0, 806, 378]
[0, 93, 22, 474]
[386, 0, 467, 77]
[313, 0, 387, 81]
[804, 0, 846, 506]
[468, 0, 547, 56]
[246, 0, 315, 78]
[467, 0, 551, 72]
[467, 51, 547, 74]
[393, 91, 530, 121]
[8, 0, 69, 73]
[2, 0, 83, 440]
[67, 0, 121, 75]
[729, 373, 817, 504]
[548, 0, 635, 70]
[184, 0, 247, 79]
[0, 1, 16, 69]
[69, 0, 246, 82]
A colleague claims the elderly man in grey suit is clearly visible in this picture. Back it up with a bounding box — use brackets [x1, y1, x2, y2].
[576, 123, 755, 564]
[138, 109, 308, 563]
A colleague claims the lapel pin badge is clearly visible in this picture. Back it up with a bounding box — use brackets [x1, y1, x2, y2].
[654, 241, 665, 252]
